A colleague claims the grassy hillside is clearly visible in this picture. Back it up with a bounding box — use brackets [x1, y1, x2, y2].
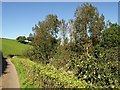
[0, 38, 32, 57]
[0, 38, 2, 51]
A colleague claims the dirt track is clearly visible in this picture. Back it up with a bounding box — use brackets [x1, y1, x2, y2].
[0, 58, 20, 88]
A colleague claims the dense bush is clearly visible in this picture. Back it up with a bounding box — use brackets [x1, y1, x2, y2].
[101, 23, 119, 49]
[74, 56, 120, 88]
[12, 56, 93, 88]
[69, 46, 119, 89]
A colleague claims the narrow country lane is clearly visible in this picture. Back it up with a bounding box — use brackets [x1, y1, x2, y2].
[0, 58, 20, 88]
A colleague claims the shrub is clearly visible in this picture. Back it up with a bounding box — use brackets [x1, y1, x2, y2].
[71, 48, 120, 89]
[12, 56, 93, 88]
[16, 36, 26, 44]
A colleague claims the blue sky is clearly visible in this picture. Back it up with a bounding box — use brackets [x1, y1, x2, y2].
[2, 2, 118, 39]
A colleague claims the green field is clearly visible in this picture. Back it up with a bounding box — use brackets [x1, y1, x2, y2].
[0, 38, 32, 57]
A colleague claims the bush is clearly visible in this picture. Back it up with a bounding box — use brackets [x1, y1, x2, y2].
[16, 36, 26, 44]
[71, 48, 120, 89]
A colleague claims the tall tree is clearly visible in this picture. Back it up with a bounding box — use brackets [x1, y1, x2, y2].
[60, 19, 68, 46]
[31, 14, 60, 64]
[45, 14, 60, 38]
[74, 3, 105, 51]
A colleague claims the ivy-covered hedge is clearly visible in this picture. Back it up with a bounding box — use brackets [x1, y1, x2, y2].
[70, 47, 120, 89]
[12, 56, 92, 88]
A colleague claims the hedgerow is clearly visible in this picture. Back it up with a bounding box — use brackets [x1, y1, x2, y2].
[12, 56, 93, 88]
[69, 47, 120, 89]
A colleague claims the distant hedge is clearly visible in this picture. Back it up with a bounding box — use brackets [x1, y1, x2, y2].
[12, 56, 93, 88]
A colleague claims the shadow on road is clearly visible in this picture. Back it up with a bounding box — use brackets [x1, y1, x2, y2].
[0, 52, 9, 77]
[2, 57, 9, 75]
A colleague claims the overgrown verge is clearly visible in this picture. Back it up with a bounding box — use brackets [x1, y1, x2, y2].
[12, 56, 93, 88]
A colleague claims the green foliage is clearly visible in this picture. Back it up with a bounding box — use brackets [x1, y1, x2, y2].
[50, 45, 71, 70]
[45, 14, 60, 38]
[12, 56, 92, 88]
[12, 58, 36, 88]
[16, 36, 26, 44]
[26, 14, 60, 64]
[101, 23, 119, 49]
[27, 33, 34, 42]
[72, 53, 119, 88]
[1, 38, 32, 57]
[66, 22, 119, 88]
[0, 38, 2, 51]
[22, 3, 119, 89]
[74, 3, 105, 46]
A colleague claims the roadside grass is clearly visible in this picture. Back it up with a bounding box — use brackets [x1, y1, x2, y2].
[12, 58, 36, 88]
[12, 56, 94, 88]
[0, 38, 32, 57]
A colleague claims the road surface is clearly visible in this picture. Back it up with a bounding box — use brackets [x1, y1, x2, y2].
[0, 58, 20, 88]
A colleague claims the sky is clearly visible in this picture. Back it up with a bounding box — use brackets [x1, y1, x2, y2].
[2, 2, 118, 39]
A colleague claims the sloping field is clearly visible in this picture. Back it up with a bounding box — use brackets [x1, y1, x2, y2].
[0, 38, 32, 57]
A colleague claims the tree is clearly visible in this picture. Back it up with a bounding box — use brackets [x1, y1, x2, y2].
[30, 14, 60, 64]
[101, 23, 119, 48]
[16, 36, 26, 43]
[45, 14, 60, 38]
[23, 3, 120, 88]
[27, 33, 34, 42]
[60, 19, 68, 46]
[52, 19, 70, 69]
[74, 3, 105, 51]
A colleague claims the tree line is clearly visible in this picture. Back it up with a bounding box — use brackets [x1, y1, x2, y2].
[23, 3, 119, 88]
